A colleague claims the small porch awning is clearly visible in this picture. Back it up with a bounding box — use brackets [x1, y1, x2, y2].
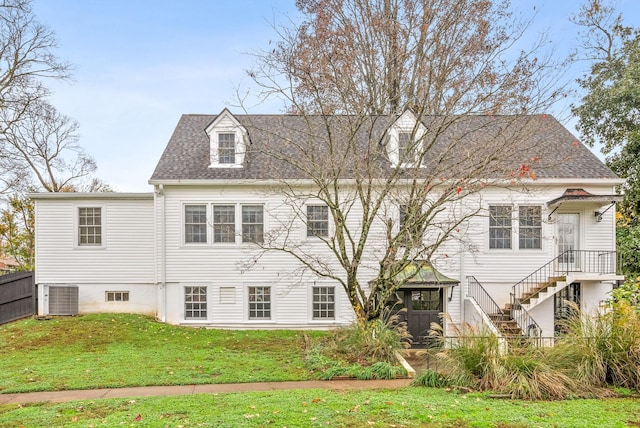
[547, 188, 622, 209]
[394, 260, 459, 289]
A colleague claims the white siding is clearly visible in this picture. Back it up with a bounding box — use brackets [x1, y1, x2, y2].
[32, 179, 619, 334]
[34, 197, 155, 284]
[458, 184, 618, 307]
[159, 185, 359, 328]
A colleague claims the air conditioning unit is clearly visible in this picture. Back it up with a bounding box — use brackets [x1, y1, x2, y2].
[48, 285, 79, 315]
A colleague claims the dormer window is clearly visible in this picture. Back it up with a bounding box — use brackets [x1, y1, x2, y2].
[218, 133, 236, 164]
[205, 109, 247, 169]
[398, 132, 411, 161]
[387, 110, 427, 168]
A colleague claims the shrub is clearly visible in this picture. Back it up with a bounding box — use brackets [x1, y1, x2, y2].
[325, 309, 411, 365]
[609, 277, 640, 308]
[303, 310, 409, 380]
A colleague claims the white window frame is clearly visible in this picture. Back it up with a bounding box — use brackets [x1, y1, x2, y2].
[399, 203, 423, 247]
[306, 204, 329, 238]
[184, 204, 208, 244]
[518, 205, 542, 250]
[75, 205, 106, 249]
[106, 291, 129, 302]
[217, 133, 236, 164]
[241, 204, 264, 244]
[184, 286, 208, 320]
[311, 286, 336, 320]
[488, 205, 513, 250]
[248, 286, 272, 321]
[213, 204, 236, 243]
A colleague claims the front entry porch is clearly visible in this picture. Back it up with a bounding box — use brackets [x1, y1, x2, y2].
[391, 261, 459, 348]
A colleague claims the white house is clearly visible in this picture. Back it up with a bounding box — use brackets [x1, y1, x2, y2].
[31, 109, 624, 344]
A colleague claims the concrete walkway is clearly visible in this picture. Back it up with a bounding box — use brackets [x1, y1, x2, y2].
[0, 379, 414, 405]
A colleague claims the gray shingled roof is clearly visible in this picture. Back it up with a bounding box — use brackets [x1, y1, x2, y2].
[150, 113, 619, 182]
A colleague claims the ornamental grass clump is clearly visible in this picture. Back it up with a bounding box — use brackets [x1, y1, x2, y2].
[328, 308, 411, 365]
[551, 301, 640, 391]
[427, 319, 581, 399]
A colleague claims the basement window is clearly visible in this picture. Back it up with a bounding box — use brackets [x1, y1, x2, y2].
[106, 291, 129, 302]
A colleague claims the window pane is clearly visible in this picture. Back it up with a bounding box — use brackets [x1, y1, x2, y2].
[218, 133, 236, 164]
[519, 206, 541, 249]
[307, 205, 328, 237]
[313, 287, 335, 320]
[248, 286, 271, 319]
[399, 204, 422, 246]
[213, 205, 235, 243]
[185, 286, 207, 320]
[242, 205, 264, 243]
[78, 207, 102, 246]
[489, 206, 512, 249]
[398, 132, 411, 160]
[185, 205, 207, 243]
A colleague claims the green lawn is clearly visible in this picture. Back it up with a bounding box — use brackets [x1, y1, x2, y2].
[0, 314, 322, 393]
[1, 388, 639, 427]
[2, 314, 640, 427]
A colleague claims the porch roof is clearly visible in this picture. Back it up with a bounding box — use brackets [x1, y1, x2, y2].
[395, 261, 459, 288]
[546, 188, 622, 209]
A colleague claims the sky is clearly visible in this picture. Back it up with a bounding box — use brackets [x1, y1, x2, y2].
[31, 0, 640, 192]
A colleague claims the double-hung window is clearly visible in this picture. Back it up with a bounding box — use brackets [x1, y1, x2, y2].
[242, 205, 264, 244]
[248, 286, 271, 319]
[218, 133, 236, 164]
[519, 206, 542, 249]
[185, 205, 207, 243]
[399, 204, 422, 246]
[78, 207, 102, 246]
[213, 205, 235, 243]
[312, 287, 335, 320]
[185, 286, 207, 320]
[398, 132, 411, 161]
[306, 205, 328, 237]
[489, 206, 512, 249]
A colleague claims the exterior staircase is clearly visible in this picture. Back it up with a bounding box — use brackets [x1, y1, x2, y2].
[467, 276, 530, 338]
[468, 250, 619, 342]
[487, 313, 522, 337]
[511, 250, 618, 311]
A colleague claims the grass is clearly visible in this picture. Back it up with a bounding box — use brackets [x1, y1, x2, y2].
[0, 313, 324, 393]
[2, 313, 640, 426]
[1, 387, 640, 427]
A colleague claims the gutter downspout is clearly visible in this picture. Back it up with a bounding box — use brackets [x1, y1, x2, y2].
[459, 233, 466, 326]
[155, 184, 167, 322]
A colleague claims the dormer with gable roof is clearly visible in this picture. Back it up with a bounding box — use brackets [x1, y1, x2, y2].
[205, 109, 248, 168]
[387, 109, 427, 168]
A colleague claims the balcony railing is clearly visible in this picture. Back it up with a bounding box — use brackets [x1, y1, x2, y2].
[511, 250, 617, 310]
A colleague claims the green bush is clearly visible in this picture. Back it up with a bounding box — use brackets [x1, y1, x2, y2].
[609, 277, 640, 308]
[303, 311, 409, 380]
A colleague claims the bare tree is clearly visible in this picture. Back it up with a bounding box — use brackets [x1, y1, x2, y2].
[0, 0, 71, 192]
[254, 0, 562, 116]
[1, 99, 97, 192]
[240, 0, 567, 322]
